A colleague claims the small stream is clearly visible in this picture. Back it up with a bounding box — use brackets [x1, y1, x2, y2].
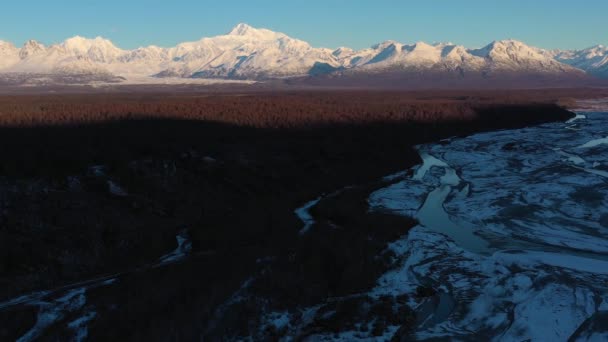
[414, 151, 490, 255]
[369, 110, 608, 340]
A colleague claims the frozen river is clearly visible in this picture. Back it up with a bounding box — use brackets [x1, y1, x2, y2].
[370, 111, 608, 340]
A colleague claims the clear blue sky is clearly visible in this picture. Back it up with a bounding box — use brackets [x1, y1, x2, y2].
[0, 0, 605, 50]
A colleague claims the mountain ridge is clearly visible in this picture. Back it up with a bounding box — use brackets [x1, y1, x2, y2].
[0, 23, 606, 86]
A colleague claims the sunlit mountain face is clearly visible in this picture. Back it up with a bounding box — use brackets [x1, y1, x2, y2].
[0, 24, 607, 87]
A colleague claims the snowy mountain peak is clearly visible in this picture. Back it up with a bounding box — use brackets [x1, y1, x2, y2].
[62, 36, 121, 53]
[63, 36, 120, 51]
[19, 40, 46, 59]
[554, 44, 608, 77]
[493, 39, 527, 46]
[59, 36, 124, 63]
[332, 47, 354, 57]
[64, 35, 93, 45]
[0, 40, 19, 70]
[584, 45, 607, 54]
[228, 23, 255, 36]
[413, 41, 433, 48]
[407, 42, 438, 55]
[0, 40, 17, 53]
[226, 23, 286, 40]
[471, 39, 542, 59]
[22, 39, 45, 49]
[372, 40, 400, 50]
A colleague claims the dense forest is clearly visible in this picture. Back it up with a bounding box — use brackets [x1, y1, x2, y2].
[0, 89, 600, 127]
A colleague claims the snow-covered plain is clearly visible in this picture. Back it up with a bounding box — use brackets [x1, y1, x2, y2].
[369, 111, 608, 340]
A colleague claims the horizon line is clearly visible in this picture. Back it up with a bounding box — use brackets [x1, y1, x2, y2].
[1, 23, 605, 52]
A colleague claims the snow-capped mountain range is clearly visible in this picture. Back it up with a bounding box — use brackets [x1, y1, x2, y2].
[552, 45, 608, 78]
[0, 23, 607, 85]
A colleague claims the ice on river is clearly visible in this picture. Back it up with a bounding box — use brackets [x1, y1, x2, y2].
[369, 111, 608, 340]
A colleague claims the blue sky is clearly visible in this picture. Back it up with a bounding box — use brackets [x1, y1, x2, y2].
[1, 0, 606, 50]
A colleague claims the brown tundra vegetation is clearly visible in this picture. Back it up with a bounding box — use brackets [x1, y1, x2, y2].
[0, 88, 604, 128]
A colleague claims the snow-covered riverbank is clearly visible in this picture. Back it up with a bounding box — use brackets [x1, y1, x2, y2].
[1, 230, 191, 341]
[369, 111, 608, 340]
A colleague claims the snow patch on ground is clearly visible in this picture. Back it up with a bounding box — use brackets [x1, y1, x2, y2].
[295, 197, 321, 234]
[17, 288, 87, 342]
[158, 230, 192, 265]
[67, 311, 97, 342]
[566, 114, 587, 124]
